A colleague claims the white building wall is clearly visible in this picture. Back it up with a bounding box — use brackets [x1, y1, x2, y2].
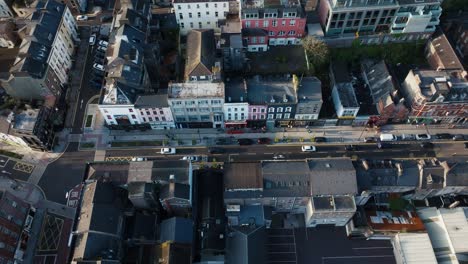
[223, 102, 248, 121]
[137, 107, 176, 129]
[0, 0, 13, 18]
[99, 105, 142, 125]
[174, 1, 230, 35]
[247, 44, 268, 52]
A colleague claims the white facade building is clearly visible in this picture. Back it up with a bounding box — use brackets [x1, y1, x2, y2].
[174, 0, 233, 35]
[0, 0, 14, 18]
[223, 102, 248, 122]
[331, 83, 360, 118]
[134, 94, 176, 130]
[99, 104, 141, 126]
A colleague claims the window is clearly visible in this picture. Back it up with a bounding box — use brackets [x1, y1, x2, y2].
[290, 19, 296, 26]
[142, 117, 146, 122]
[177, 5, 181, 9]
[180, 22, 185, 28]
[268, 107, 275, 112]
[129, 109, 133, 112]
[276, 113, 282, 119]
[131, 115, 136, 119]
[223, 3, 226, 7]
[263, 20, 269, 27]
[155, 117, 159, 121]
[268, 114, 274, 119]
[189, 12, 192, 18]
[215, 11, 218, 17]
[199, 22, 202, 28]
[160, 110, 164, 114]
[272, 20, 277, 27]
[255, 21, 259, 27]
[198, 12, 201, 17]
[277, 107, 283, 112]
[282, 20, 286, 26]
[259, 37, 265, 43]
[253, 115, 257, 120]
[252, 37, 257, 43]
[284, 113, 290, 119]
[107, 115, 112, 119]
[245, 21, 251, 28]
[153, 111, 157, 115]
[148, 117, 153, 121]
[162, 117, 166, 121]
[261, 114, 265, 119]
[288, 30, 295, 35]
[196, 3, 199, 8]
[188, 4, 191, 8]
[278, 31, 285, 36]
[269, 31, 275, 36]
[179, 13, 183, 19]
[206, 3, 208, 7]
[206, 11, 210, 15]
[260, 108, 265, 112]
[285, 107, 292, 112]
[214, 3, 217, 7]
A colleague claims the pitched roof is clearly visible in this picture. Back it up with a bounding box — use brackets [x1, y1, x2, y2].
[184, 29, 215, 80]
[224, 162, 262, 190]
[361, 60, 396, 103]
[159, 182, 190, 200]
[308, 158, 357, 195]
[159, 217, 194, 244]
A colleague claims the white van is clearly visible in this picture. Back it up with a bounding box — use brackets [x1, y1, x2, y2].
[380, 133, 396, 142]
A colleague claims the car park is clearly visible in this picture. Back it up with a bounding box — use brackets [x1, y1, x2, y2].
[93, 63, 105, 71]
[313, 137, 327, 143]
[301, 145, 316, 152]
[208, 147, 225, 154]
[76, 15, 88, 21]
[435, 133, 452, 140]
[238, 138, 253, 145]
[257, 137, 271, 144]
[160, 148, 176, 154]
[416, 134, 431, 140]
[452, 134, 464, 141]
[420, 142, 434, 149]
[345, 145, 358, 151]
[89, 34, 96, 45]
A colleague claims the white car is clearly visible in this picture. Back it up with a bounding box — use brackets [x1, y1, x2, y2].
[160, 148, 176, 154]
[98, 40, 109, 48]
[301, 145, 316, 152]
[131, 157, 147, 161]
[97, 45, 107, 53]
[182, 155, 199, 161]
[416, 134, 431, 140]
[76, 15, 88, 21]
[93, 63, 104, 71]
[89, 34, 96, 45]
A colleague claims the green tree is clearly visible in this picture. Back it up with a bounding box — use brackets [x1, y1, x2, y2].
[302, 36, 330, 68]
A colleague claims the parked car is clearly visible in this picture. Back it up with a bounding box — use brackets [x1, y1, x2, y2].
[380, 133, 397, 142]
[89, 34, 96, 45]
[208, 147, 225, 154]
[464, 142, 468, 149]
[416, 134, 431, 140]
[434, 133, 452, 140]
[313, 137, 327, 143]
[377, 142, 391, 149]
[97, 45, 107, 53]
[401, 134, 416, 141]
[345, 145, 358, 151]
[131, 157, 147, 161]
[98, 40, 109, 48]
[301, 145, 316, 152]
[364, 137, 377, 143]
[160, 148, 176, 154]
[257, 137, 271, 144]
[93, 63, 105, 71]
[182, 156, 200, 161]
[215, 138, 228, 145]
[452, 134, 464, 141]
[238, 138, 254, 145]
[273, 154, 285, 159]
[76, 15, 88, 21]
[420, 142, 434, 149]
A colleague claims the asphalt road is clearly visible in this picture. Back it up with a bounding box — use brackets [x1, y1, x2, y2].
[38, 143, 94, 204]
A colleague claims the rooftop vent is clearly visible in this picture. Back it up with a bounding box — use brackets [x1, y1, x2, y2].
[283, 94, 288, 103]
[270, 96, 275, 103]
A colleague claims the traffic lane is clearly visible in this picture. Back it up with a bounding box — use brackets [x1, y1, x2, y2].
[38, 143, 93, 204]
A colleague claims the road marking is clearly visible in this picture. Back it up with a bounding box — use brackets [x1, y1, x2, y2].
[13, 162, 35, 173]
[0, 157, 9, 167]
[105, 156, 133, 162]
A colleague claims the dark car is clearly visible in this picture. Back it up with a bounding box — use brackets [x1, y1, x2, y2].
[465, 142, 468, 149]
[257, 137, 271, 144]
[215, 138, 228, 145]
[364, 137, 377, 143]
[377, 142, 391, 149]
[453, 134, 465, 141]
[345, 145, 358, 151]
[313, 137, 327, 143]
[208, 147, 225, 154]
[435, 133, 452, 140]
[420, 142, 434, 149]
[238, 138, 254, 145]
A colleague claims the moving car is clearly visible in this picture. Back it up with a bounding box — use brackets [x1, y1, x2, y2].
[257, 137, 271, 144]
[215, 138, 228, 145]
[93, 63, 105, 71]
[160, 148, 176, 154]
[76, 15, 88, 21]
[182, 156, 200, 161]
[273, 154, 285, 159]
[416, 134, 431, 140]
[420, 142, 434, 149]
[345, 145, 358, 151]
[208, 147, 225, 154]
[89, 34, 96, 45]
[301, 145, 316, 152]
[313, 137, 327, 143]
[238, 138, 254, 145]
[401, 134, 416, 141]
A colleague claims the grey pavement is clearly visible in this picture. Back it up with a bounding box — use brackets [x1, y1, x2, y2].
[0, 177, 45, 205]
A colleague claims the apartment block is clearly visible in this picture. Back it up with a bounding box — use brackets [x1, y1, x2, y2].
[241, 0, 307, 51]
[319, 0, 442, 44]
[224, 78, 249, 128]
[174, 0, 239, 35]
[0, 0, 77, 100]
[401, 69, 467, 125]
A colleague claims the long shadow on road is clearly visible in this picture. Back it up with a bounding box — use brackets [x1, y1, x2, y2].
[38, 143, 94, 204]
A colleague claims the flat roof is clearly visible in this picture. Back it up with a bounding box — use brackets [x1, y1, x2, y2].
[393, 233, 438, 264]
[168, 82, 225, 99]
[224, 162, 262, 190]
[308, 158, 357, 195]
[336, 83, 359, 108]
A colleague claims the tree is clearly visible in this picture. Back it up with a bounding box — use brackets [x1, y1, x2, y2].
[302, 36, 330, 68]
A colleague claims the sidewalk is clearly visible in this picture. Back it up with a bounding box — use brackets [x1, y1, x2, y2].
[0, 177, 45, 205]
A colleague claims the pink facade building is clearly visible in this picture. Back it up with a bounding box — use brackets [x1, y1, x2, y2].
[241, 0, 307, 52]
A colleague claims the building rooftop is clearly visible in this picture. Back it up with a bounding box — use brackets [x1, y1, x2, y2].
[427, 31, 464, 71]
[312, 195, 356, 211]
[225, 77, 248, 103]
[361, 60, 396, 103]
[134, 93, 169, 108]
[393, 233, 438, 264]
[160, 217, 193, 244]
[12, 108, 39, 132]
[308, 158, 357, 195]
[297, 77, 322, 103]
[168, 81, 225, 99]
[159, 182, 191, 200]
[331, 61, 352, 83]
[335, 83, 359, 108]
[242, 0, 301, 9]
[247, 76, 298, 105]
[86, 162, 131, 184]
[329, 0, 397, 9]
[185, 29, 217, 80]
[127, 160, 191, 184]
[261, 160, 311, 197]
[224, 162, 263, 191]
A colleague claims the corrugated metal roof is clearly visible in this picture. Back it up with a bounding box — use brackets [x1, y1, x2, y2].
[394, 233, 438, 264]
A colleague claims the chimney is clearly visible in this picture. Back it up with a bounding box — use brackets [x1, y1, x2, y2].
[169, 174, 175, 183]
[362, 160, 369, 170]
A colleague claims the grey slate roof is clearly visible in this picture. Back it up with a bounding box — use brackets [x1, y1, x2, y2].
[336, 83, 359, 108]
[227, 225, 266, 264]
[127, 160, 191, 184]
[225, 77, 248, 103]
[261, 161, 311, 197]
[159, 217, 194, 244]
[308, 159, 357, 195]
[134, 93, 169, 108]
[297, 77, 322, 103]
[247, 76, 298, 105]
[361, 60, 396, 103]
[185, 29, 215, 79]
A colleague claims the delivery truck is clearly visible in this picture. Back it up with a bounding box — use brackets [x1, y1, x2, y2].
[380, 133, 396, 142]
